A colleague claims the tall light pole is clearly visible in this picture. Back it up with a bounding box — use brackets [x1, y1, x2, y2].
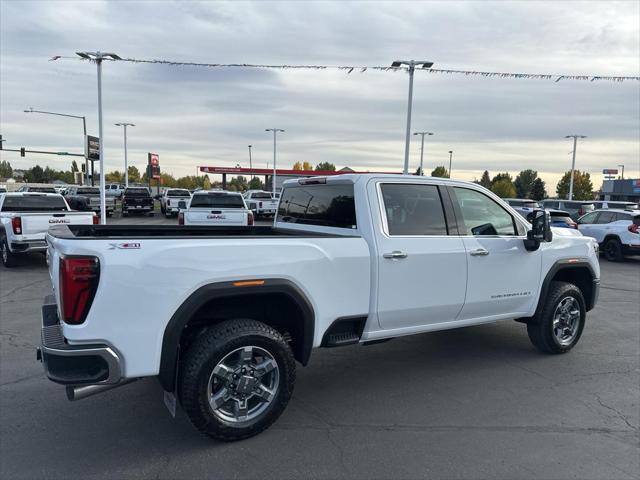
[391, 60, 434, 175]
[115, 123, 134, 187]
[248, 145, 253, 181]
[448, 150, 453, 178]
[412, 131, 433, 175]
[77, 52, 121, 224]
[565, 135, 587, 200]
[618, 164, 625, 180]
[24, 107, 88, 185]
[265, 128, 284, 196]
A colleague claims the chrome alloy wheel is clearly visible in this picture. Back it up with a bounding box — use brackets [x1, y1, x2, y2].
[552, 296, 581, 346]
[207, 346, 279, 424]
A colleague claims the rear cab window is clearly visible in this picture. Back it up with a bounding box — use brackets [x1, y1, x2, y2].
[125, 188, 151, 197]
[380, 183, 447, 236]
[167, 189, 191, 197]
[1, 195, 68, 212]
[277, 183, 357, 229]
[190, 193, 246, 209]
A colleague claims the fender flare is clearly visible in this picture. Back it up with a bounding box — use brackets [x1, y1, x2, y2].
[158, 278, 315, 392]
[532, 260, 598, 320]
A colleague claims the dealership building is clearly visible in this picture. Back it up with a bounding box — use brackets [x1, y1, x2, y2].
[600, 178, 640, 203]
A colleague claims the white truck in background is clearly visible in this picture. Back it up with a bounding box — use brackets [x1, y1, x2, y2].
[178, 191, 254, 226]
[160, 188, 192, 217]
[0, 192, 96, 267]
[243, 190, 279, 218]
[39, 174, 599, 441]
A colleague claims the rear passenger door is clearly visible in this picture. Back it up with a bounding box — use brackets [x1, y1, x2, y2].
[372, 180, 467, 331]
[448, 187, 541, 320]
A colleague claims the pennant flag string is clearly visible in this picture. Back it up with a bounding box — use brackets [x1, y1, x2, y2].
[49, 55, 640, 83]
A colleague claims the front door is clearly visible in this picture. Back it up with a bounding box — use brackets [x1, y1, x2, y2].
[449, 186, 542, 320]
[372, 180, 467, 332]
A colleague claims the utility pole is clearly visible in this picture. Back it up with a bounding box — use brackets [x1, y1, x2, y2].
[115, 123, 135, 187]
[565, 135, 587, 200]
[248, 145, 253, 181]
[391, 60, 434, 174]
[448, 150, 453, 178]
[265, 128, 284, 197]
[413, 131, 433, 175]
[77, 51, 122, 224]
[618, 164, 625, 180]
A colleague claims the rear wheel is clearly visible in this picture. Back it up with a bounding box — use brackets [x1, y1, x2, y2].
[527, 281, 585, 354]
[179, 319, 295, 441]
[603, 238, 623, 261]
[1, 235, 18, 268]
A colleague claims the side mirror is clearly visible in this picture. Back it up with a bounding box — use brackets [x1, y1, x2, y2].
[178, 200, 187, 209]
[524, 209, 552, 251]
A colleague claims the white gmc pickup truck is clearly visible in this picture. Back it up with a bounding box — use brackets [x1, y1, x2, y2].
[38, 174, 600, 441]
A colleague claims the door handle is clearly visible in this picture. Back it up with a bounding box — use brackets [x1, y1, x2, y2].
[383, 251, 408, 259]
[469, 248, 490, 256]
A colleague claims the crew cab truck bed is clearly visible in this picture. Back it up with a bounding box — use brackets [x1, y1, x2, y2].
[39, 174, 600, 441]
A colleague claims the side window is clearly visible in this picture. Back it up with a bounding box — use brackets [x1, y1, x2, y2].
[277, 184, 357, 229]
[452, 187, 517, 236]
[578, 212, 599, 224]
[380, 184, 448, 236]
[595, 211, 616, 224]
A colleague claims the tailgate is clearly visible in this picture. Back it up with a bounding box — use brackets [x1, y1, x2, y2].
[185, 208, 248, 225]
[21, 213, 94, 235]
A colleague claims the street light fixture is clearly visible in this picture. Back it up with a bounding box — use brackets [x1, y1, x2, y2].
[76, 51, 122, 224]
[448, 150, 453, 178]
[617, 164, 625, 180]
[391, 60, 434, 175]
[265, 128, 284, 197]
[564, 135, 587, 200]
[412, 131, 434, 175]
[115, 123, 135, 187]
[24, 107, 88, 184]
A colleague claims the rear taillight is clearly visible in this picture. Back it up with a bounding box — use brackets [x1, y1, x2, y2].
[11, 216, 22, 234]
[248, 211, 254, 226]
[59, 256, 99, 325]
[629, 224, 639, 234]
[178, 211, 184, 225]
[92, 215, 99, 225]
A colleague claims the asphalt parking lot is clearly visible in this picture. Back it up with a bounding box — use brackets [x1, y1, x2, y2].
[0, 215, 638, 479]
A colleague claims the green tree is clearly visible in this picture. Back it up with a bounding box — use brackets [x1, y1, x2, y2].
[556, 170, 593, 200]
[530, 178, 547, 201]
[228, 175, 248, 192]
[248, 177, 264, 190]
[514, 169, 538, 199]
[430, 166, 449, 178]
[491, 172, 513, 186]
[25, 165, 45, 183]
[70, 160, 79, 173]
[479, 170, 491, 189]
[202, 176, 211, 190]
[128, 166, 141, 183]
[0, 160, 13, 178]
[292, 162, 302, 171]
[105, 170, 124, 182]
[491, 178, 516, 198]
[315, 162, 336, 172]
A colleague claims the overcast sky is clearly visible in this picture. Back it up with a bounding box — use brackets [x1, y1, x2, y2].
[1, 0, 639, 190]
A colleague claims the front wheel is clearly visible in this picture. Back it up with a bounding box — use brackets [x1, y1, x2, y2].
[527, 281, 586, 354]
[179, 319, 295, 441]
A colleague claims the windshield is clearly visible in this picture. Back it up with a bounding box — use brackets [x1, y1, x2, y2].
[27, 187, 56, 193]
[76, 188, 100, 195]
[125, 188, 150, 196]
[1, 195, 68, 212]
[190, 193, 245, 208]
[167, 190, 191, 197]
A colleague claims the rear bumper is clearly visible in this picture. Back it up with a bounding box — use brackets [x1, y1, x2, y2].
[10, 240, 47, 253]
[38, 295, 122, 385]
[123, 205, 152, 211]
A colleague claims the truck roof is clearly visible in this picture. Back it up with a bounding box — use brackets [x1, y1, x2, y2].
[1, 192, 63, 197]
[281, 173, 482, 189]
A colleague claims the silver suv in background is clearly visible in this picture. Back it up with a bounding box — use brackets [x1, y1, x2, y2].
[542, 200, 595, 220]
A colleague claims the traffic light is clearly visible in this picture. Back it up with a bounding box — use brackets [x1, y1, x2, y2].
[20, 147, 25, 157]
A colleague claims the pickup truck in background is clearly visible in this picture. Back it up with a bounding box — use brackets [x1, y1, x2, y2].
[0, 192, 96, 267]
[39, 174, 600, 441]
[121, 187, 155, 217]
[178, 191, 254, 226]
[243, 190, 279, 218]
[160, 188, 192, 217]
[64, 186, 115, 217]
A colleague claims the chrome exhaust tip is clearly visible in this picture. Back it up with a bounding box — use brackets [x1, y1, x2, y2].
[66, 378, 138, 401]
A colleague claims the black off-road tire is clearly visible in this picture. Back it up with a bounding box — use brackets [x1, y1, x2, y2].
[178, 319, 296, 442]
[603, 237, 623, 262]
[527, 281, 586, 354]
[1, 235, 18, 268]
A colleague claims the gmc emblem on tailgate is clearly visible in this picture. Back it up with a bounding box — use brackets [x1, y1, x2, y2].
[48, 219, 70, 224]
